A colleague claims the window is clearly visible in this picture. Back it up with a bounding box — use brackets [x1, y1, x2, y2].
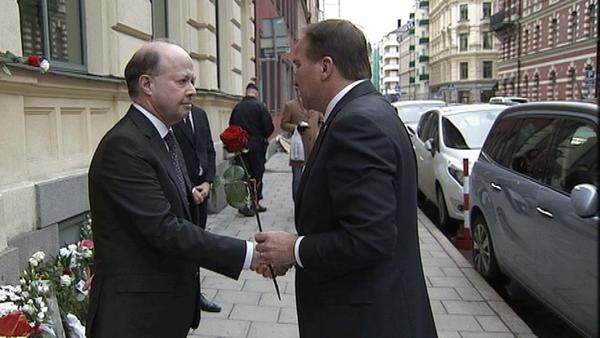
[522, 75, 529, 98]
[533, 73, 540, 101]
[550, 18, 558, 46]
[482, 2, 492, 18]
[460, 62, 468, 79]
[483, 117, 520, 166]
[482, 31, 492, 49]
[548, 70, 557, 100]
[567, 68, 577, 100]
[152, 0, 168, 38]
[459, 34, 468, 51]
[507, 117, 560, 180]
[569, 11, 577, 42]
[523, 29, 529, 54]
[546, 120, 598, 193]
[483, 61, 493, 78]
[460, 4, 469, 21]
[589, 4, 597, 37]
[18, 0, 84, 69]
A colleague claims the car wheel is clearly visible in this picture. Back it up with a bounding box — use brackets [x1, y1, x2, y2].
[472, 214, 501, 282]
[436, 186, 451, 229]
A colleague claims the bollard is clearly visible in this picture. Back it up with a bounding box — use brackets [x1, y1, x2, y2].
[452, 158, 473, 250]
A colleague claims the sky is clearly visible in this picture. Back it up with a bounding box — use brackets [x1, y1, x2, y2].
[321, 0, 415, 43]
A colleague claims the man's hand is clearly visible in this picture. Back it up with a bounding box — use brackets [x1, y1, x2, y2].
[192, 182, 211, 204]
[250, 247, 265, 271]
[255, 231, 298, 267]
[255, 263, 292, 278]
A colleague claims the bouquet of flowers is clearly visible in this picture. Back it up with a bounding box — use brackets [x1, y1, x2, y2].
[0, 50, 50, 76]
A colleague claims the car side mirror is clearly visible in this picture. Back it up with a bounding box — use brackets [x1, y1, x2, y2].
[424, 138, 436, 156]
[571, 184, 598, 218]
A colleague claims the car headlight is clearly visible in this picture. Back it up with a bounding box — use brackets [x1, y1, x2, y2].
[448, 166, 463, 186]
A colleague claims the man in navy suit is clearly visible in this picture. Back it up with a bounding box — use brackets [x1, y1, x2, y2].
[173, 105, 222, 312]
[255, 20, 437, 338]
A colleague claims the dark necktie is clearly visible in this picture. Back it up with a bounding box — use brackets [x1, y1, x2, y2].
[164, 130, 188, 197]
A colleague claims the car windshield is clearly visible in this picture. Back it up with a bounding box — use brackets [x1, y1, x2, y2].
[442, 109, 501, 149]
[397, 104, 444, 123]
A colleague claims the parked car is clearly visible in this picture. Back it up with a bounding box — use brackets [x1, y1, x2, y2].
[392, 100, 446, 135]
[413, 104, 505, 227]
[489, 96, 529, 105]
[469, 101, 598, 337]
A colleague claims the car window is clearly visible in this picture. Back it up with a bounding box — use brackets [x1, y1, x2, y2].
[397, 104, 444, 124]
[417, 111, 434, 142]
[545, 119, 598, 194]
[442, 109, 501, 149]
[506, 117, 560, 181]
[483, 116, 520, 166]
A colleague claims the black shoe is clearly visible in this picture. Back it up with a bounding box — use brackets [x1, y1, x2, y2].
[256, 204, 267, 212]
[199, 293, 221, 312]
[238, 205, 255, 217]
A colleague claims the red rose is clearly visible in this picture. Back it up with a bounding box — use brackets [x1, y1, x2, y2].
[81, 239, 94, 249]
[26, 54, 41, 67]
[220, 125, 248, 153]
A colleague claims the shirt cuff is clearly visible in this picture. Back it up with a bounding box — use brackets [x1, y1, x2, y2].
[243, 241, 254, 269]
[294, 236, 305, 268]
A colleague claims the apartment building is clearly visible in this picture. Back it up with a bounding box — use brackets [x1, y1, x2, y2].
[378, 26, 402, 100]
[492, 0, 598, 100]
[0, 0, 257, 283]
[429, 0, 499, 102]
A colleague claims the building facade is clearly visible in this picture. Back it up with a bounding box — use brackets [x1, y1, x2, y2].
[378, 26, 402, 101]
[0, 0, 257, 283]
[429, 0, 499, 102]
[398, 18, 417, 100]
[491, 0, 598, 100]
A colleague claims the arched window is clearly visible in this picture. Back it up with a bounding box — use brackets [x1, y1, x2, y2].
[549, 18, 559, 47]
[569, 11, 578, 42]
[522, 74, 529, 99]
[548, 70, 557, 100]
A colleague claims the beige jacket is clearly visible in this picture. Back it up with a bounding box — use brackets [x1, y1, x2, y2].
[280, 98, 324, 166]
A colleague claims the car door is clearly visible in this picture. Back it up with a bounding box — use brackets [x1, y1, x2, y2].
[486, 116, 560, 282]
[414, 111, 437, 200]
[534, 117, 598, 336]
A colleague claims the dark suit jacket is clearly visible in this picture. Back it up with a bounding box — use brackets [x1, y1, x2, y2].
[86, 106, 247, 338]
[173, 105, 216, 228]
[295, 81, 437, 338]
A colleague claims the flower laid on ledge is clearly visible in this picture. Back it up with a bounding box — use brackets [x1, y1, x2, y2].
[0, 50, 50, 76]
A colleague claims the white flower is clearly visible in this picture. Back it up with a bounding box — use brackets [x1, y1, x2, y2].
[32, 251, 45, 261]
[60, 247, 71, 257]
[29, 257, 38, 267]
[37, 311, 45, 320]
[60, 275, 72, 287]
[22, 304, 34, 314]
[0, 302, 19, 317]
[68, 244, 77, 252]
[82, 248, 93, 258]
[40, 59, 50, 73]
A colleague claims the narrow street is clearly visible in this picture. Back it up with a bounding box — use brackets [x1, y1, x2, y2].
[418, 200, 585, 338]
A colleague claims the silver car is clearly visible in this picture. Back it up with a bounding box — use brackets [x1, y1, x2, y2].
[469, 101, 598, 337]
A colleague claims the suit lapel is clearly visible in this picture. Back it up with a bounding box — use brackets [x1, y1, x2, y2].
[129, 107, 192, 220]
[296, 81, 377, 211]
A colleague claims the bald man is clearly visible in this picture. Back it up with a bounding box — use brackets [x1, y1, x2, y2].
[86, 41, 262, 338]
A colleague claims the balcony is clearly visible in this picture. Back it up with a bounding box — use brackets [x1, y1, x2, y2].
[490, 10, 517, 32]
[418, 19, 429, 26]
[419, 1, 429, 8]
[419, 55, 429, 62]
[419, 74, 429, 81]
[419, 37, 429, 44]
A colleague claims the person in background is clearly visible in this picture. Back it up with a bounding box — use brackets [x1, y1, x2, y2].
[229, 83, 274, 216]
[280, 89, 323, 202]
[173, 105, 222, 313]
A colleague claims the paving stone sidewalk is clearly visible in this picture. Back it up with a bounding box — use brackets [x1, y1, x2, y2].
[188, 152, 536, 338]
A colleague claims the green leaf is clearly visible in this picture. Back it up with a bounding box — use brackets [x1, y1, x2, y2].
[222, 165, 246, 182]
[223, 181, 249, 209]
[1, 64, 11, 76]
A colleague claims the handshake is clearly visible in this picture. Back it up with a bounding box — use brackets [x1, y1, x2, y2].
[250, 231, 299, 278]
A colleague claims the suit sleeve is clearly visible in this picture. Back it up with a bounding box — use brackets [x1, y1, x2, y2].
[96, 135, 246, 279]
[298, 114, 400, 282]
[280, 102, 296, 133]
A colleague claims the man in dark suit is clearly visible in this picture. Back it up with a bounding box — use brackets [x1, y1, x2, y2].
[86, 41, 260, 338]
[255, 20, 437, 337]
[173, 105, 222, 312]
[229, 83, 274, 216]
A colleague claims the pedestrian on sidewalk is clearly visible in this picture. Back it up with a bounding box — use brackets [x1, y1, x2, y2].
[229, 83, 274, 216]
[254, 20, 437, 338]
[173, 105, 222, 313]
[280, 88, 324, 202]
